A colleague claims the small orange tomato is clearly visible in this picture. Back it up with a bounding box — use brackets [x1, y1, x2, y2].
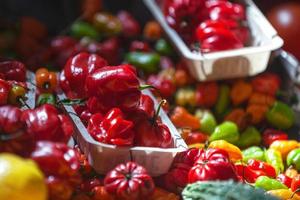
[35, 68, 57, 93]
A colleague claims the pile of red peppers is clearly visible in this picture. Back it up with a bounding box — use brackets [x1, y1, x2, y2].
[164, 0, 250, 52]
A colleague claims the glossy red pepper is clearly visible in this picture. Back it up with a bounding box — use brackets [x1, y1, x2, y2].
[206, 1, 246, 21]
[262, 129, 288, 147]
[195, 81, 219, 107]
[277, 173, 292, 188]
[291, 174, 300, 195]
[0, 79, 10, 105]
[235, 164, 265, 183]
[86, 64, 141, 112]
[31, 141, 81, 200]
[162, 149, 201, 194]
[147, 75, 176, 99]
[21, 104, 73, 143]
[135, 94, 155, 118]
[251, 73, 281, 96]
[185, 131, 209, 145]
[117, 11, 140, 38]
[62, 52, 108, 98]
[104, 162, 155, 200]
[87, 108, 134, 146]
[247, 159, 277, 178]
[0, 60, 26, 82]
[188, 148, 238, 183]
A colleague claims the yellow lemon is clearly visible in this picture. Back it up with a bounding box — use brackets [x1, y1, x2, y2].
[0, 153, 47, 200]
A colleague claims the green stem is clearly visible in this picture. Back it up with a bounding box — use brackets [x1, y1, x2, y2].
[152, 99, 167, 123]
[139, 84, 156, 91]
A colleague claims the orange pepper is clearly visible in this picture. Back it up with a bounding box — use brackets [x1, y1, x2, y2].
[246, 104, 268, 124]
[224, 108, 251, 131]
[209, 140, 242, 162]
[270, 140, 299, 160]
[35, 68, 58, 93]
[143, 21, 162, 40]
[230, 80, 253, 106]
[171, 106, 200, 130]
[248, 92, 275, 107]
[150, 188, 180, 200]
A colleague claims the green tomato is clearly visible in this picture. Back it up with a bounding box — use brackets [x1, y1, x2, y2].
[209, 121, 239, 143]
[287, 148, 300, 170]
[242, 146, 265, 162]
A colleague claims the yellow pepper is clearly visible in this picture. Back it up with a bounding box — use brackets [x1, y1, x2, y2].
[285, 168, 298, 179]
[267, 189, 300, 200]
[188, 143, 205, 149]
[209, 140, 242, 162]
[270, 140, 299, 160]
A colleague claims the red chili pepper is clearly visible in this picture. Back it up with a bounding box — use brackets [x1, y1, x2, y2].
[0, 79, 10, 105]
[87, 108, 135, 146]
[104, 162, 155, 200]
[133, 100, 174, 148]
[86, 64, 141, 112]
[0, 60, 26, 82]
[62, 52, 108, 98]
[277, 173, 292, 188]
[251, 73, 281, 96]
[129, 40, 150, 52]
[195, 81, 219, 107]
[235, 164, 265, 183]
[147, 75, 176, 99]
[247, 159, 277, 178]
[117, 11, 141, 38]
[188, 148, 238, 183]
[31, 141, 81, 200]
[262, 129, 288, 147]
[206, 1, 246, 21]
[161, 148, 201, 194]
[21, 104, 73, 143]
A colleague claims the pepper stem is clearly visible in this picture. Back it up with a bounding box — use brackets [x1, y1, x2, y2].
[139, 84, 156, 91]
[57, 98, 87, 106]
[18, 97, 31, 109]
[152, 99, 167, 123]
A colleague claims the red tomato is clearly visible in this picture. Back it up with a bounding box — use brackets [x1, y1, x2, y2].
[195, 81, 219, 107]
[185, 131, 208, 145]
[251, 73, 281, 96]
[267, 3, 300, 60]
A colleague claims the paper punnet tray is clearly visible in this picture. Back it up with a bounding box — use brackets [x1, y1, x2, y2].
[143, 0, 283, 81]
[57, 90, 187, 177]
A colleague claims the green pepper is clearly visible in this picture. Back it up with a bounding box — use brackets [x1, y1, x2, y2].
[287, 148, 300, 171]
[266, 101, 295, 130]
[242, 146, 265, 162]
[125, 52, 160, 73]
[235, 126, 261, 149]
[155, 39, 173, 56]
[195, 109, 217, 135]
[255, 176, 288, 191]
[37, 93, 56, 106]
[70, 21, 100, 39]
[209, 121, 239, 143]
[214, 85, 230, 118]
[265, 149, 284, 175]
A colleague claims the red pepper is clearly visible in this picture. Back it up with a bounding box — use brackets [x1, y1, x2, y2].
[86, 64, 141, 112]
[185, 131, 209, 145]
[87, 108, 134, 146]
[0, 105, 23, 134]
[195, 81, 219, 107]
[117, 11, 141, 38]
[277, 173, 292, 188]
[262, 129, 288, 147]
[0, 79, 10, 105]
[247, 159, 277, 178]
[104, 162, 155, 200]
[133, 100, 174, 148]
[31, 141, 81, 200]
[62, 52, 108, 98]
[251, 73, 281, 96]
[135, 94, 155, 118]
[206, 1, 246, 21]
[292, 175, 300, 195]
[162, 149, 201, 194]
[21, 104, 73, 143]
[129, 40, 150, 52]
[0, 60, 26, 82]
[188, 148, 238, 183]
[147, 75, 176, 99]
[235, 164, 265, 183]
